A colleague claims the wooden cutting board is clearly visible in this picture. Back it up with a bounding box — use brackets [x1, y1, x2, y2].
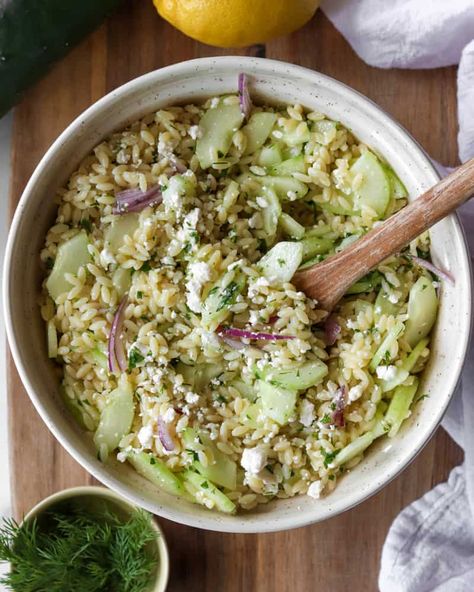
[8, 3, 463, 590]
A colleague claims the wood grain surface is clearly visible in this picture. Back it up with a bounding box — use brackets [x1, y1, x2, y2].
[7, 3, 463, 591]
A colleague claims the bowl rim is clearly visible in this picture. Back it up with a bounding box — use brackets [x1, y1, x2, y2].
[4, 56, 472, 533]
[22, 485, 169, 592]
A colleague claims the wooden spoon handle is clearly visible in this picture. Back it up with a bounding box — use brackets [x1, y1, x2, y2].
[293, 158, 474, 310]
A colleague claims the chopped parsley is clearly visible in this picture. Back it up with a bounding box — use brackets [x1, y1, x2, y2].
[128, 347, 145, 370]
[79, 218, 92, 233]
[320, 447, 340, 468]
[136, 291, 143, 299]
[216, 281, 241, 312]
[149, 457, 156, 465]
[186, 449, 199, 462]
[140, 261, 152, 272]
[321, 413, 332, 424]
[201, 481, 209, 489]
[277, 258, 286, 267]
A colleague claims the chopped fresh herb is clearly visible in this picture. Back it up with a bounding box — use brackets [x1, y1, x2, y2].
[128, 347, 145, 370]
[140, 261, 152, 272]
[216, 394, 227, 404]
[320, 447, 340, 468]
[216, 281, 240, 312]
[136, 291, 143, 299]
[201, 481, 209, 489]
[183, 242, 192, 254]
[149, 457, 156, 465]
[257, 238, 267, 252]
[416, 393, 430, 402]
[330, 402, 336, 411]
[45, 257, 54, 270]
[207, 286, 219, 297]
[79, 218, 92, 233]
[321, 413, 332, 424]
[384, 350, 391, 363]
[160, 184, 168, 192]
[265, 464, 274, 474]
[217, 150, 224, 158]
[277, 258, 286, 267]
[328, 474, 335, 481]
[186, 449, 199, 462]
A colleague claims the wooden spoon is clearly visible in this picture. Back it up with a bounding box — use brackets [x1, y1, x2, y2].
[292, 158, 474, 311]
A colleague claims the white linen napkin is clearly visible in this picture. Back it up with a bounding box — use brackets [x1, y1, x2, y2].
[320, 2, 474, 590]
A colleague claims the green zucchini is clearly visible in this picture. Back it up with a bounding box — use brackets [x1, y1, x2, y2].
[0, 0, 123, 117]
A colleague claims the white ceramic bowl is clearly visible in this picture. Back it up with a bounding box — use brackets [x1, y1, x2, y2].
[4, 57, 472, 533]
[23, 486, 169, 592]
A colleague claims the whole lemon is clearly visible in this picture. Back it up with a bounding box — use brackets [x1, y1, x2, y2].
[153, 0, 320, 48]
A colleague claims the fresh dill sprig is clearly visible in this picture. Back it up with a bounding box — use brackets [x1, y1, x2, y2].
[0, 507, 158, 592]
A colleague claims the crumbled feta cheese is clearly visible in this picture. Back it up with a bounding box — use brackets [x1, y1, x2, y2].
[185, 391, 199, 404]
[388, 292, 400, 304]
[99, 248, 116, 268]
[185, 207, 200, 229]
[376, 365, 398, 381]
[300, 399, 315, 427]
[117, 451, 128, 463]
[186, 261, 211, 313]
[348, 384, 364, 402]
[256, 196, 268, 208]
[210, 97, 220, 108]
[201, 330, 221, 350]
[307, 480, 323, 499]
[162, 407, 176, 423]
[346, 319, 358, 330]
[248, 310, 260, 326]
[248, 277, 269, 298]
[188, 125, 200, 139]
[163, 184, 183, 212]
[137, 425, 154, 449]
[241, 447, 267, 474]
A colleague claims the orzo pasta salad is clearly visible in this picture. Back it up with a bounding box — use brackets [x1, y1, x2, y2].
[41, 75, 442, 514]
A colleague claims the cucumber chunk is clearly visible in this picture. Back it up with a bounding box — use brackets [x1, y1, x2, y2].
[112, 267, 132, 297]
[196, 102, 244, 169]
[176, 362, 224, 392]
[259, 360, 328, 390]
[300, 235, 333, 262]
[404, 276, 438, 347]
[183, 470, 236, 514]
[257, 380, 297, 425]
[46, 232, 90, 302]
[374, 288, 399, 318]
[279, 120, 311, 146]
[183, 429, 237, 490]
[384, 379, 419, 437]
[261, 186, 281, 238]
[333, 432, 376, 468]
[279, 213, 305, 239]
[346, 270, 383, 295]
[259, 241, 303, 284]
[313, 120, 338, 145]
[258, 144, 283, 167]
[261, 175, 308, 200]
[242, 112, 277, 155]
[269, 155, 306, 176]
[202, 270, 246, 330]
[94, 376, 135, 461]
[369, 320, 405, 372]
[62, 385, 98, 432]
[351, 151, 391, 217]
[128, 451, 186, 497]
[230, 379, 257, 402]
[385, 167, 408, 199]
[162, 174, 195, 209]
[104, 213, 139, 254]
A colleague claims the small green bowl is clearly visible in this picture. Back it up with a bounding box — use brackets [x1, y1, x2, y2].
[23, 486, 169, 592]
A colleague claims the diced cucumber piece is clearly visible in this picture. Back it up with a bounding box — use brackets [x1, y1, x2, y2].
[104, 213, 139, 254]
[258, 144, 282, 167]
[333, 432, 376, 467]
[305, 224, 334, 238]
[193, 432, 237, 490]
[183, 470, 236, 514]
[46, 232, 90, 302]
[279, 213, 305, 239]
[384, 379, 419, 437]
[230, 379, 257, 402]
[259, 241, 303, 284]
[300, 235, 333, 262]
[336, 233, 360, 253]
[313, 120, 337, 145]
[403, 337, 430, 373]
[261, 186, 281, 238]
[196, 102, 244, 169]
[279, 120, 311, 146]
[346, 271, 383, 295]
[128, 451, 186, 497]
[351, 151, 391, 217]
[380, 368, 410, 393]
[379, 338, 429, 392]
[261, 360, 328, 390]
[385, 167, 408, 199]
[269, 155, 306, 176]
[404, 276, 438, 347]
[320, 193, 357, 216]
[257, 380, 297, 425]
[176, 362, 224, 392]
[242, 112, 277, 155]
[369, 320, 405, 372]
[261, 175, 308, 200]
[162, 174, 196, 210]
[47, 319, 58, 358]
[374, 288, 399, 318]
[90, 346, 108, 370]
[94, 376, 135, 461]
[62, 386, 98, 432]
[242, 402, 263, 428]
[112, 267, 132, 297]
[202, 271, 246, 330]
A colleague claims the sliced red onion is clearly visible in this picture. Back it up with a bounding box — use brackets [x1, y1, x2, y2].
[113, 186, 162, 215]
[324, 315, 341, 346]
[268, 315, 279, 325]
[217, 326, 295, 341]
[238, 73, 252, 120]
[332, 386, 347, 428]
[408, 255, 455, 285]
[158, 416, 176, 452]
[108, 296, 128, 373]
[220, 334, 248, 350]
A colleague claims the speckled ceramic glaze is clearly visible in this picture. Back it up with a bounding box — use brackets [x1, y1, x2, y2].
[4, 57, 472, 533]
[23, 486, 169, 592]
